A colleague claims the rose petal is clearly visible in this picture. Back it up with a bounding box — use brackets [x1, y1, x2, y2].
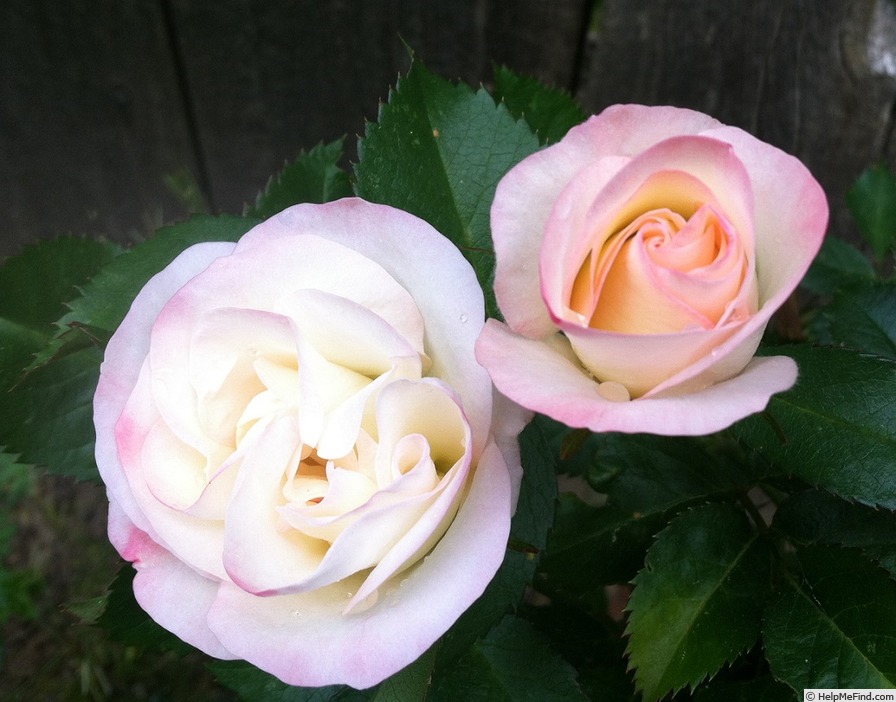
[476, 319, 797, 435]
[206, 439, 511, 689]
[108, 499, 234, 660]
[244, 199, 493, 460]
[492, 106, 722, 337]
[95, 242, 235, 538]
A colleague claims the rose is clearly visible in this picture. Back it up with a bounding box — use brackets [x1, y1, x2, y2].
[94, 198, 526, 688]
[475, 105, 828, 435]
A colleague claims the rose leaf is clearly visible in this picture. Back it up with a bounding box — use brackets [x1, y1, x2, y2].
[491, 65, 586, 145]
[247, 138, 353, 219]
[847, 162, 896, 262]
[596, 433, 750, 514]
[734, 345, 896, 509]
[430, 616, 588, 702]
[762, 544, 896, 691]
[0, 236, 120, 382]
[773, 489, 896, 577]
[539, 496, 667, 604]
[814, 281, 896, 360]
[625, 502, 773, 702]
[355, 57, 540, 318]
[800, 235, 876, 297]
[0, 346, 103, 481]
[57, 213, 260, 339]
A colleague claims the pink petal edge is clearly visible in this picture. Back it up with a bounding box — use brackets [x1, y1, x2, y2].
[475, 319, 797, 435]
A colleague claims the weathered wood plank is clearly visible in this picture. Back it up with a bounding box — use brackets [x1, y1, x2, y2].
[167, 0, 590, 214]
[577, 0, 896, 244]
[0, 0, 199, 257]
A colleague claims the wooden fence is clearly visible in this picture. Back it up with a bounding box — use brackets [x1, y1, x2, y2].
[3, 0, 895, 257]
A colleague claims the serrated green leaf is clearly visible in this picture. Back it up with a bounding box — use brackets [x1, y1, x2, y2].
[355, 58, 539, 317]
[815, 281, 896, 359]
[847, 162, 896, 260]
[59, 214, 260, 338]
[540, 496, 666, 598]
[372, 645, 437, 702]
[801, 235, 876, 296]
[0, 346, 103, 480]
[0, 237, 120, 381]
[431, 616, 588, 702]
[734, 345, 896, 509]
[491, 65, 585, 144]
[248, 139, 353, 219]
[625, 502, 773, 701]
[437, 420, 557, 663]
[597, 433, 748, 514]
[763, 544, 896, 690]
[774, 489, 896, 576]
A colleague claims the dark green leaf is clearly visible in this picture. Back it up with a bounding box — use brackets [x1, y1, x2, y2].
[248, 139, 353, 219]
[355, 58, 539, 317]
[431, 616, 588, 702]
[0, 237, 120, 380]
[210, 660, 372, 702]
[0, 346, 102, 480]
[815, 281, 896, 359]
[59, 214, 259, 338]
[625, 503, 773, 701]
[491, 65, 585, 144]
[597, 433, 748, 514]
[801, 235, 876, 296]
[735, 345, 896, 508]
[847, 162, 896, 260]
[774, 489, 896, 576]
[437, 420, 557, 663]
[372, 646, 437, 702]
[763, 545, 896, 690]
[540, 496, 665, 597]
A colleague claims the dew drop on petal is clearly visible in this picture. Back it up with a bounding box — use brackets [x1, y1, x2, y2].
[597, 381, 631, 403]
[459, 313, 468, 323]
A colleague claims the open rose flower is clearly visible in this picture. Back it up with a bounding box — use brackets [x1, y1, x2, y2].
[94, 199, 526, 688]
[476, 105, 828, 435]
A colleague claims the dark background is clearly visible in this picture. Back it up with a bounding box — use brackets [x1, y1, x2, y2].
[2, 2, 896, 697]
[3, 0, 896, 259]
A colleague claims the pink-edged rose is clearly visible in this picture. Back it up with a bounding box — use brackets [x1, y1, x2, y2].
[476, 105, 828, 435]
[94, 199, 527, 689]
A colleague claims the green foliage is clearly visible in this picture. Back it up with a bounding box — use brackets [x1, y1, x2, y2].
[355, 57, 539, 317]
[801, 235, 876, 296]
[58, 214, 259, 340]
[430, 616, 588, 702]
[735, 345, 896, 508]
[847, 162, 896, 261]
[248, 139, 353, 219]
[625, 503, 773, 701]
[763, 545, 896, 691]
[811, 281, 896, 359]
[6, 56, 896, 702]
[774, 489, 896, 576]
[491, 65, 586, 144]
